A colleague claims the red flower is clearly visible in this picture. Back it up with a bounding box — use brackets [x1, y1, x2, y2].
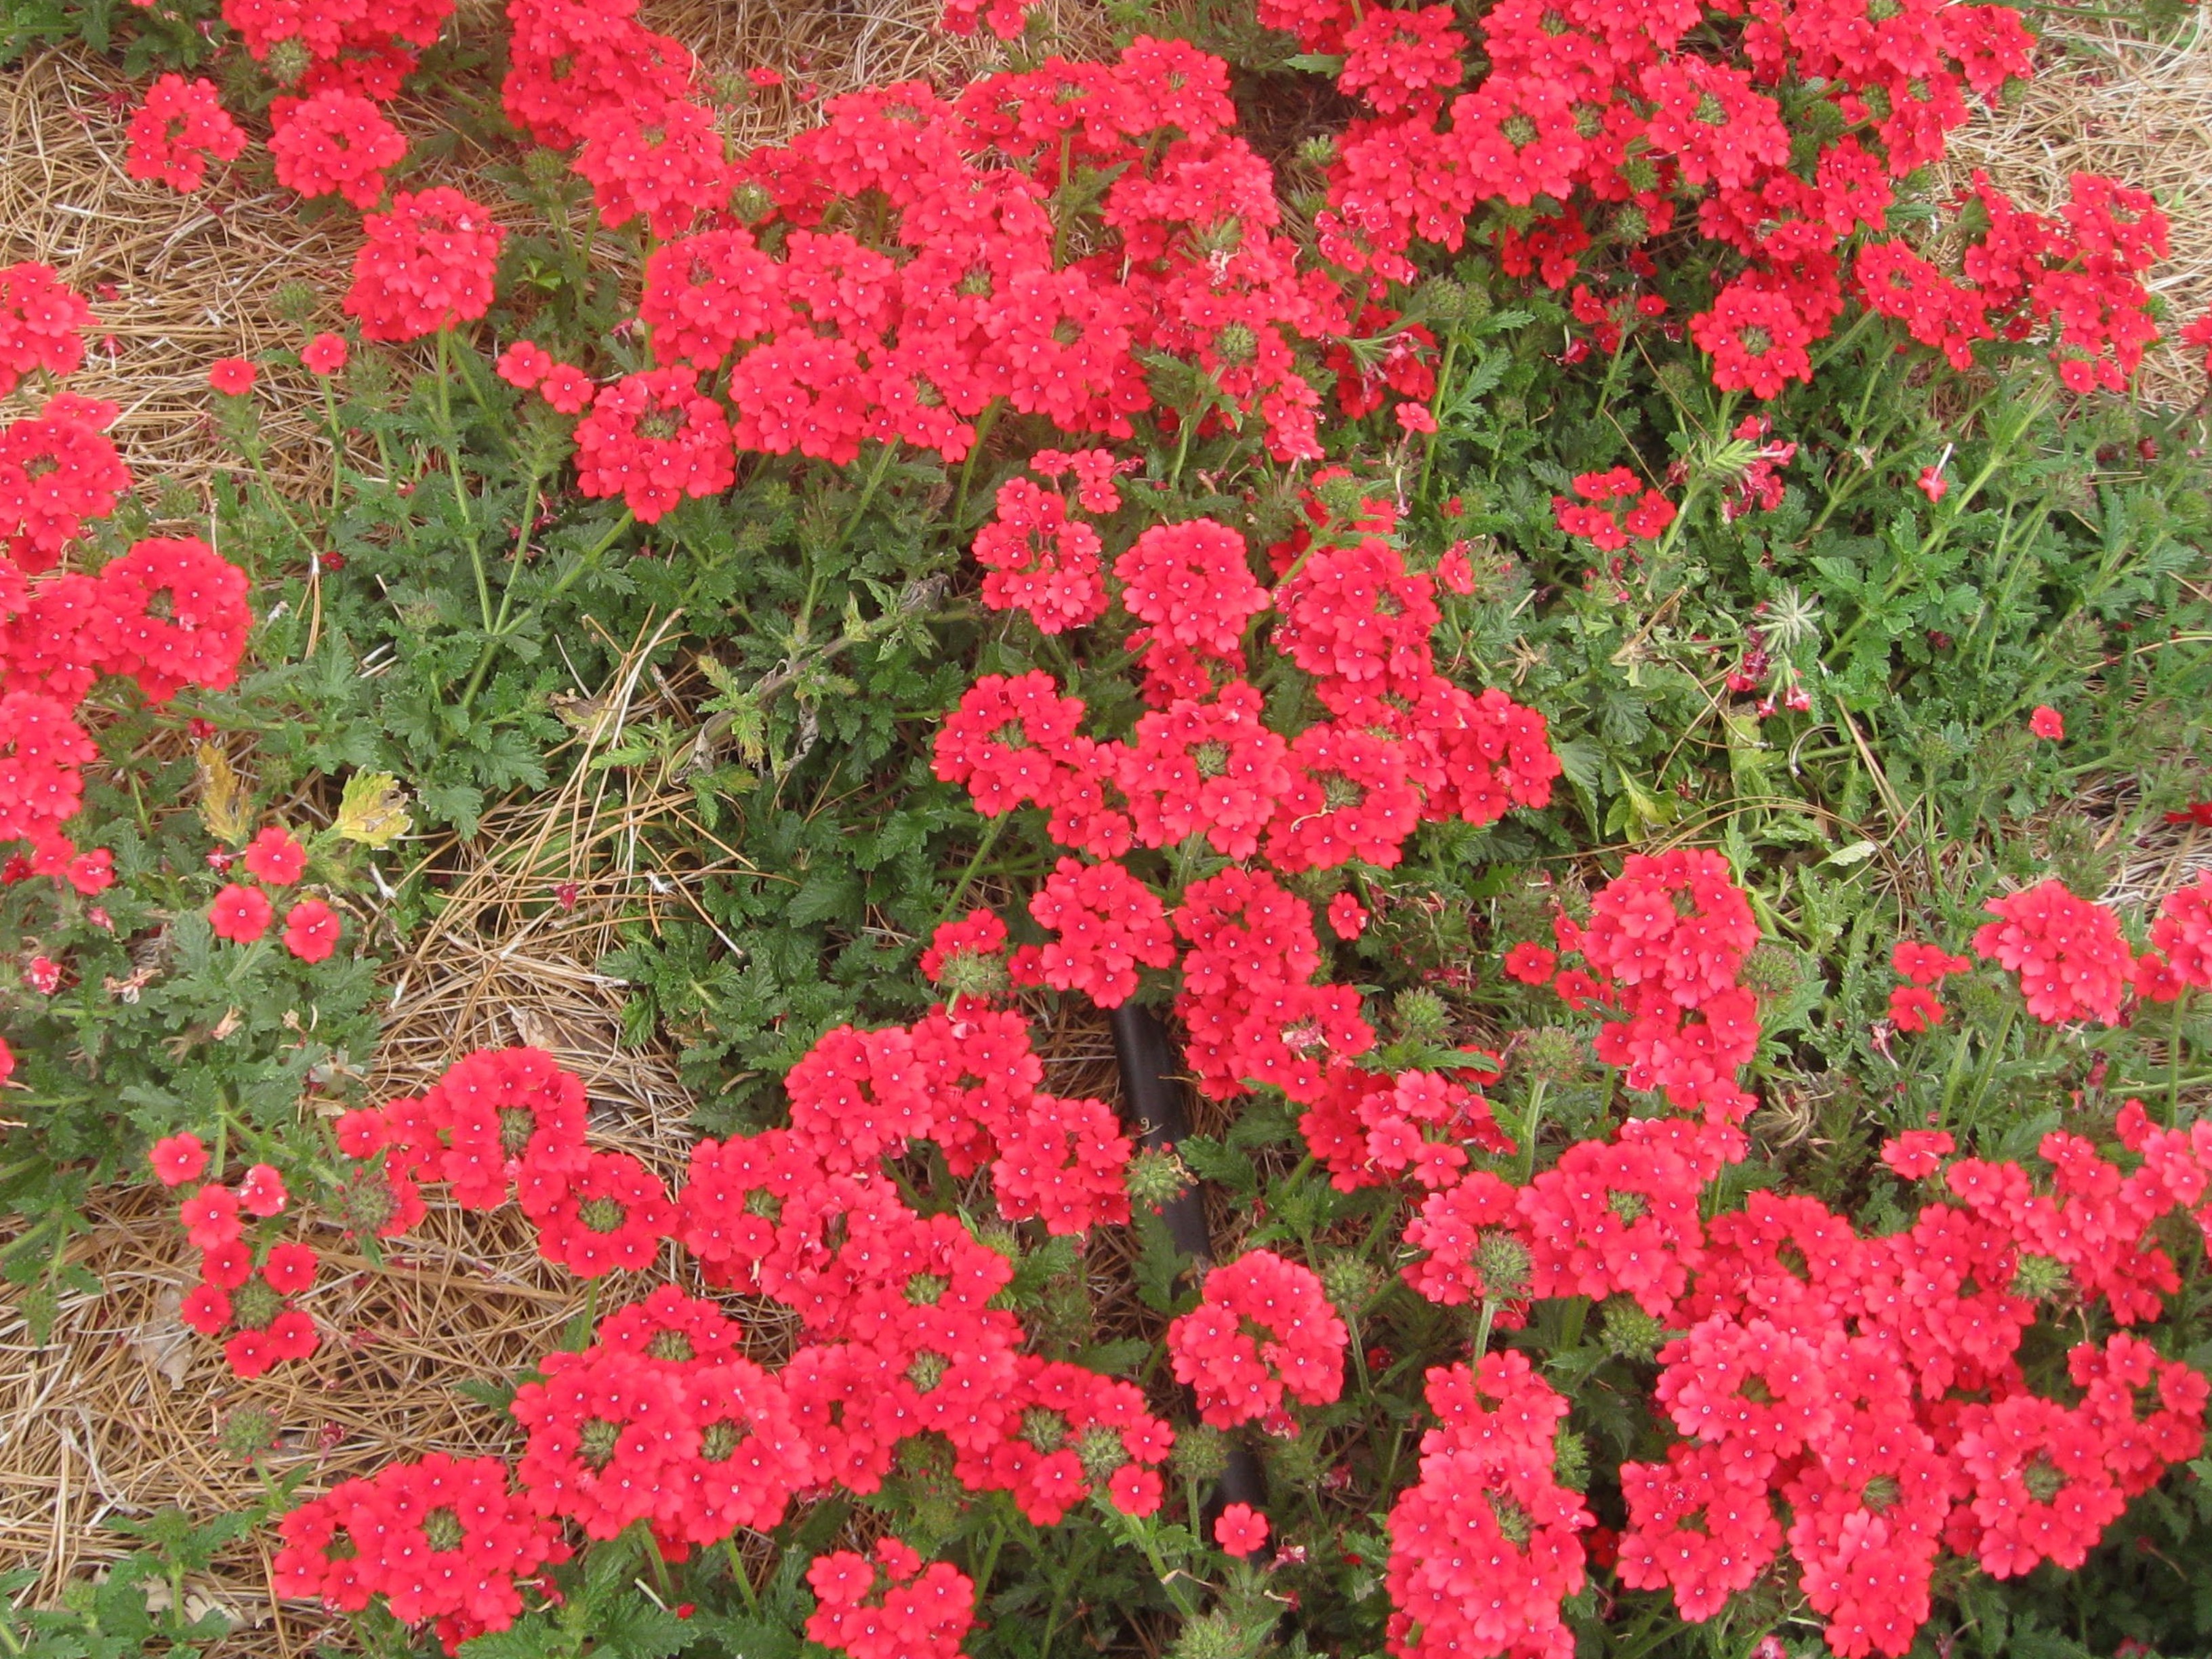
[992, 1092, 1133, 1235]
[1891, 941, 1971, 985]
[262, 1241, 319, 1294]
[150, 1132, 208, 1187]
[282, 898, 342, 962]
[2029, 705, 2065, 740]
[94, 535, 253, 702]
[1503, 941, 1556, 985]
[1879, 1130, 1954, 1180]
[1028, 857, 1174, 1008]
[1167, 1249, 1347, 1432]
[0, 396, 132, 573]
[973, 476, 1107, 634]
[806, 1538, 975, 1659]
[179, 1183, 242, 1249]
[1215, 1502, 1269, 1557]
[209, 883, 273, 944]
[2148, 874, 2212, 989]
[301, 332, 349, 376]
[572, 369, 735, 523]
[1887, 983, 1946, 1033]
[1918, 466, 1949, 503]
[1327, 893, 1368, 940]
[575, 96, 732, 240]
[539, 362, 596, 414]
[529, 1149, 675, 1277]
[0, 264, 95, 400]
[1115, 518, 1269, 660]
[243, 826, 307, 885]
[496, 340, 554, 390]
[207, 357, 258, 396]
[238, 1163, 289, 1216]
[180, 1282, 232, 1334]
[1972, 880, 2133, 1025]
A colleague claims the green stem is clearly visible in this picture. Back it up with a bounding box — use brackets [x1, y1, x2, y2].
[1417, 332, 1462, 504]
[457, 507, 633, 712]
[954, 401, 1004, 529]
[1167, 402, 1197, 491]
[1471, 1296, 1498, 1361]
[434, 329, 491, 634]
[932, 815, 1010, 932]
[723, 1539, 759, 1615]
[1516, 1080, 1547, 1185]
[1832, 383, 2050, 659]
[2169, 992, 2190, 1128]
[320, 375, 345, 514]
[838, 439, 899, 549]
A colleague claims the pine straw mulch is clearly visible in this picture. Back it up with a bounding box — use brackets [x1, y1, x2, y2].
[2, 0, 2210, 1647]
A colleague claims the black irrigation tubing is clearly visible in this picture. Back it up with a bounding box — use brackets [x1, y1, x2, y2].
[1109, 1002, 1273, 1549]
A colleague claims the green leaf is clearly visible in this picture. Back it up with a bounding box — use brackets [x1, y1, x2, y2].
[785, 865, 860, 928]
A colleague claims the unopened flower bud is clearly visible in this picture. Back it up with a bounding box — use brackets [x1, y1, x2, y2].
[1126, 1147, 1190, 1209]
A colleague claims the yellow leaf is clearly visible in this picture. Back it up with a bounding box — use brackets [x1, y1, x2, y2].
[335, 771, 411, 848]
[194, 743, 250, 844]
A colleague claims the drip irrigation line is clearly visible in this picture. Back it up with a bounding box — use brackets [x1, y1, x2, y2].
[1108, 1003, 1271, 1539]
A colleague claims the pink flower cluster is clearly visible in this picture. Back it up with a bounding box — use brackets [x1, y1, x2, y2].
[1166, 1248, 1349, 1432]
[1279, 0, 2164, 401]
[124, 76, 248, 194]
[0, 299, 253, 891]
[605, 38, 1339, 466]
[260, 1019, 1168, 1649]
[935, 480, 1559, 1119]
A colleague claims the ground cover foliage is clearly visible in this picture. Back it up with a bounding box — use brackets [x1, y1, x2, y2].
[2, 0, 2212, 1654]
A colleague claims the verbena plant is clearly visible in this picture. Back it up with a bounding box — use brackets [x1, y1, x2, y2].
[1, 0, 2211, 1654]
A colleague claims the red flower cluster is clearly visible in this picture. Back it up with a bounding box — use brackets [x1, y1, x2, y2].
[1972, 878, 2135, 1025]
[974, 474, 1108, 633]
[342, 188, 506, 342]
[269, 88, 409, 209]
[0, 308, 251, 880]
[1387, 1351, 1591, 1659]
[934, 482, 1557, 1123]
[274, 1454, 569, 1654]
[0, 262, 94, 399]
[1889, 938, 1970, 1032]
[1166, 1248, 1348, 1432]
[1517, 848, 1767, 1124]
[287, 1010, 1164, 1639]
[223, 0, 453, 105]
[161, 1151, 322, 1380]
[1552, 468, 1677, 551]
[574, 96, 731, 239]
[0, 392, 131, 573]
[1578, 1128, 2212, 1657]
[613, 41, 1338, 466]
[2135, 873, 2212, 1002]
[125, 76, 248, 194]
[1280, 0, 2169, 402]
[806, 1538, 975, 1659]
[571, 369, 737, 523]
[1023, 855, 1174, 1008]
[204, 824, 340, 960]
